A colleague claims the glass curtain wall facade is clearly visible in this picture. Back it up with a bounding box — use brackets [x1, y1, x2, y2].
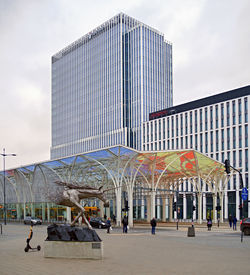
[51, 13, 172, 159]
[124, 24, 172, 149]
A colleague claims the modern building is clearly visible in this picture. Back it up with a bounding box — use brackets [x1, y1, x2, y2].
[142, 85, 250, 220]
[51, 13, 173, 159]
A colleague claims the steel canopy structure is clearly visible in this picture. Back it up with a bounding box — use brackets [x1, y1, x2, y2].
[0, 145, 233, 225]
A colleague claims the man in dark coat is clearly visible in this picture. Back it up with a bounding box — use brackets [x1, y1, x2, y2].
[112, 214, 116, 224]
[122, 215, 128, 233]
[233, 216, 237, 230]
[150, 217, 157, 234]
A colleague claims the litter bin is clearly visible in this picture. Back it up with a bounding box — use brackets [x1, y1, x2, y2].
[187, 226, 195, 237]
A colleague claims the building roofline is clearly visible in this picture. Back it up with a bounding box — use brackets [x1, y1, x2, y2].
[149, 85, 250, 120]
[52, 13, 170, 63]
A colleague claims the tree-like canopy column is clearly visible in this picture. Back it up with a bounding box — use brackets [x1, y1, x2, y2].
[183, 194, 187, 220]
[213, 193, 217, 223]
[112, 199, 116, 219]
[162, 195, 167, 221]
[42, 202, 46, 221]
[23, 203, 26, 218]
[202, 193, 206, 220]
[115, 186, 122, 226]
[146, 195, 151, 222]
[224, 192, 228, 220]
[169, 194, 173, 222]
[47, 202, 50, 222]
[150, 190, 156, 219]
[128, 188, 133, 227]
[219, 192, 224, 223]
[197, 192, 202, 224]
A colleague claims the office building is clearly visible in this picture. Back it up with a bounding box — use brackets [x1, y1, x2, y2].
[142, 85, 250, 220]
[51, 13, 172, 159]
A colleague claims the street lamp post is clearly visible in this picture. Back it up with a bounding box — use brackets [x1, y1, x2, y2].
[1, 148, 16, 225]
[225, 159, 245, 219]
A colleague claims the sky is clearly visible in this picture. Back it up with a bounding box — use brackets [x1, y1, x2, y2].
[0, 0, 250, 170]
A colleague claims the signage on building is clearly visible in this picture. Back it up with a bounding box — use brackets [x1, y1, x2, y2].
[149, 109, 169, 120]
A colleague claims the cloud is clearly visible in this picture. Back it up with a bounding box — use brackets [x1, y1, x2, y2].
[0, 0, 250, 169]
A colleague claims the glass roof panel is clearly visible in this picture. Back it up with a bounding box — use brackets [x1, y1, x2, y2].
[43, 160, 64, 168]
[119, 146, 138, 156]
[22, 165, 35, 172]
[107, 146, 120, 156]
[0, 169, 16, 177]
[85, 149, 113, 160]
[195, 151, 225, 176]
[60, 156, 76, 165]
[17, 167, 31, 174]
[74, 155, 88, 163]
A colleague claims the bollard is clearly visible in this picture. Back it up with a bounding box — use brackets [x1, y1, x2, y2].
[187, 226, 195, 237]
[0, 223, 2, 235]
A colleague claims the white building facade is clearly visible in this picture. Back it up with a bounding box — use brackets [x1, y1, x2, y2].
[142, 85, 250, 221]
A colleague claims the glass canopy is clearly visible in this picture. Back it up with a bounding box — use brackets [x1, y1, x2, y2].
[0, 146, 231, 204]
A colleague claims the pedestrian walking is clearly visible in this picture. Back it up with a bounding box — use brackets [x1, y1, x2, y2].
[150, 217, 157, 235]
[233, 216, 237, 230]
[207, 216, 212, 231]
[104, 214, 107, 220]
[122, 215, 128, 233]
[107, 218, 111, 233]
[228, 214, 232, 228]
[112, 214, 116, 224]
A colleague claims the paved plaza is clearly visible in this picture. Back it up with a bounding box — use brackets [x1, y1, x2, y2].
[0, 222, 250, 275]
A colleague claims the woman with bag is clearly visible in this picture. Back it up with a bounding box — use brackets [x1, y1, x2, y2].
[207, 216, 212, 231]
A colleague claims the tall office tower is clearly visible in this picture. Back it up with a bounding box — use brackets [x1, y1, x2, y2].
[51, 13, 172, 159]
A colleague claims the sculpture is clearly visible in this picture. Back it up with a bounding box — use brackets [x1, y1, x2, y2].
[51, 181, 109, 229]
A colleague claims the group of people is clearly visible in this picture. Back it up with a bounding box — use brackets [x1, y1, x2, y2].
[103, 214, 129, 234]
[206, 214, 238, 231]
[104, 213, 239, 234]
[107, 214, 157, 235]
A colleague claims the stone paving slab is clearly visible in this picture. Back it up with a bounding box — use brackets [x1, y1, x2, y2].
[0, 223, 249, 275]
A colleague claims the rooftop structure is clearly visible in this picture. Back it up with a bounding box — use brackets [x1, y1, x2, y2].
[149, 85, 250, 120]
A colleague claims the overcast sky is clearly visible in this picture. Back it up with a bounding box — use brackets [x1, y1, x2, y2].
[1, 0, 250, 170]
